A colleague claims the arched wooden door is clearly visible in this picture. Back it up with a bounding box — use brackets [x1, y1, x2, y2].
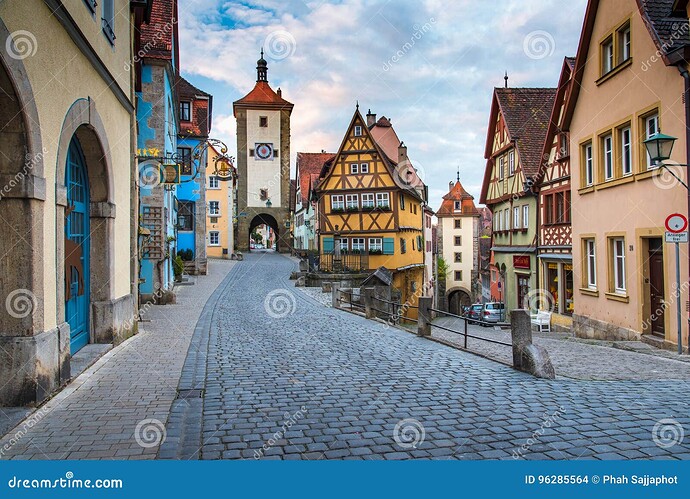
[65, 136, 90, 354]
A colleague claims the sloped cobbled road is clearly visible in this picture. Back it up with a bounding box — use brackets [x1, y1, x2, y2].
[164, 252, 690, 460]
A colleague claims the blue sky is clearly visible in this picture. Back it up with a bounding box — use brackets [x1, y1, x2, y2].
[178, 0, 588, 208]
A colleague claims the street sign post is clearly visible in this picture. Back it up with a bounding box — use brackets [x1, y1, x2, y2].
[665, 213, 688, 355]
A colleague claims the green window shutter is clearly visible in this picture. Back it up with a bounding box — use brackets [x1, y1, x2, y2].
[417, 235, 423, 251]
[383, 237, 394, 255]
[323, 237, 334, 253]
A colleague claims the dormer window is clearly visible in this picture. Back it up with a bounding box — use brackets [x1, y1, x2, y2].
[454, 201, 461, 211]
[354, 126, 362, 137]
[180, 101, 191, 122]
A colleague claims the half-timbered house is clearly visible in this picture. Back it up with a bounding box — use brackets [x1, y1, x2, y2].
[480, 86, 556, 315]
[317, 107, 427, 313]
[534, 57, 576, 329]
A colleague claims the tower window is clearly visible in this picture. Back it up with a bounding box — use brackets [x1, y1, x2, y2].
[259, 116, 268, 127]
[354, 126, 362, 137]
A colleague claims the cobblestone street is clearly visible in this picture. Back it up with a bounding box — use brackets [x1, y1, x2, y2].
[3, 252, 690, 460]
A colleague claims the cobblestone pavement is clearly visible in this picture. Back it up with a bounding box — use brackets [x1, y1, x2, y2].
[0, 259, 236, 460]
[169, 252, 690, 460]
[430, 318, 690, 381]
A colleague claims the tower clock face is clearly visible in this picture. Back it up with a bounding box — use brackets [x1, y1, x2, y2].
[255, 143, 273, 160]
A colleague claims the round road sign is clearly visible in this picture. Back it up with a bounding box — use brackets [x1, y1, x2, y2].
[665, 213, 688, 233]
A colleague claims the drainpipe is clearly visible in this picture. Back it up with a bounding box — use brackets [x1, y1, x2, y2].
[678, 64, 690, 352]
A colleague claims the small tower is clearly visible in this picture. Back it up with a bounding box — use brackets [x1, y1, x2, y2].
[233, 51, 294, 252]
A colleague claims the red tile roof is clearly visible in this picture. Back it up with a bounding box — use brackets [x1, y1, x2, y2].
[436, 180, 479, 217]
[233, 82, 293, 115]
[296, 152, 335, 205]
[138, 0, 178, 63]
[177, 76, 212, 138]
[494, 87, 556, 177]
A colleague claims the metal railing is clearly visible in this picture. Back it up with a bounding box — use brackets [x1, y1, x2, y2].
[318, 253, 369, 273]
[429, 307, 512, 349]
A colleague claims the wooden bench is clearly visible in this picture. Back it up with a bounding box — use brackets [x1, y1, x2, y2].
[530, 311, 552, 333]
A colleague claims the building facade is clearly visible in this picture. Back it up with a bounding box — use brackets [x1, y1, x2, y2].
[0, 0, 145, 404]
[566, 0, 689, 347]
[317, 107, 427, 313]
[535, 57, 576, 330]
[176, 76, 212, 275]
[233, 51, 293, 253]
[205, 145, 237, 258]
[137, 0, 179, 303]
[480, 87, 556, 315]
[437, 179, 480, 314]
[294, 152, 334, 251]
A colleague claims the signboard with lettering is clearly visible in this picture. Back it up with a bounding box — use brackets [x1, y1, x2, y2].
[513, 255, 530, 269]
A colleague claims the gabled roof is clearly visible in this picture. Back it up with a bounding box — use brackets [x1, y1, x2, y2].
[480, 87, 556, 203]
[436, 180, 479, 217]
[233, 81, 293, 114]
[177, 76, 213, 138]
[535, 57, 575, 185]
[361, 266, 393, 287]
[296, 152, 335, 205]
[565, 0, 689, 127]
[138, 0, 179, 69]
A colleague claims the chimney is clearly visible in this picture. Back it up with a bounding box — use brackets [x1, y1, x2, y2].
[449, 181, 453, 191]
[398, 141, 407, 163]
[277, 88, 282, 97]
[366, 109, 376, 127]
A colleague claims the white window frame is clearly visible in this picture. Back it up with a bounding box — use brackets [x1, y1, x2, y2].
[208, 200, 220, 216]
[585, 143, 594, 186]
[360, 163, 369, 173]
[208, 176, 220, 189]
[497, 211, 502, 232]
[508, 151, 515, 175]
[361, 193, 374, 208]
[350, 163, 359, 174]
[621, 26, 631, 62]
[513, 207, 520, 229]
[454, 201, 461, 211]
[337, 238, 349, 252]
[368, 238, 383, 252]
[645, 113, 659, 169]
[376, 192, 390, 208]
[345, 194, 359, 210]
[603, 134, 613, 180]
[586, 239, 597, 289]
[209, 231, 220, 246]
[621, 127, 632, 176]
[352, 238, 365, 252]
[354, 125, 362, 137]
[603, 39, 614, 73]
[522, 205, 529, 229]
[504, 209, 509, 231]
[613, 237, 626, 293]
[331, 195, 344, 210]
[498, 157, 505, 180]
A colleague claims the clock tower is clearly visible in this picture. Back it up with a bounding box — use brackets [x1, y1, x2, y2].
[233, 50, 294, 252]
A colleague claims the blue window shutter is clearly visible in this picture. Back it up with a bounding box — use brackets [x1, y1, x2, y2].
[323, 237, 334, 253]
[383, 237, 394, 255]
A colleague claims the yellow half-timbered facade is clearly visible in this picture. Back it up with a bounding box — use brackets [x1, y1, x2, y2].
[317, 107, 428, 313]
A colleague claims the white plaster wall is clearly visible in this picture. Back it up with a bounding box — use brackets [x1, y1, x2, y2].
[441, 216, 474, 293]
[246, 109, 281, 208]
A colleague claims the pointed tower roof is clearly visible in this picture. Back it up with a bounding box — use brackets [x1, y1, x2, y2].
[436, 179, 479, 217]
[233, 50, 293, 115]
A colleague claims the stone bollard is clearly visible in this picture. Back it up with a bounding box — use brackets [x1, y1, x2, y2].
[363, 287, 375, 319]
[510, 309, 555, 379]
[417, 297, 432, 337]
[331, 282, 341, 309]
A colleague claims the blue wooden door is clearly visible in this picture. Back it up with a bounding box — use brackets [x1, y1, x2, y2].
[65, 137, 90, 354]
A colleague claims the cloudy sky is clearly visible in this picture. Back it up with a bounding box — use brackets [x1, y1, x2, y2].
[178, 0, 588, 208]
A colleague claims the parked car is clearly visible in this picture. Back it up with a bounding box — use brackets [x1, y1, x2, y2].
[465, 304, 483, 324]
[481, 302, 505, 324]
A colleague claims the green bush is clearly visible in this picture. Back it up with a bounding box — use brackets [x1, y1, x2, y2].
[173, 255, 184, 281]
[178, 248, 194, 261]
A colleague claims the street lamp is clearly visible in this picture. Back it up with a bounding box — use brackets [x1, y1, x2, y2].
[644, 132, 677, 164]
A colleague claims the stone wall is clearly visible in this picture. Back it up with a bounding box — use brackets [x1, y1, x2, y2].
[572, 313, 640, 341]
